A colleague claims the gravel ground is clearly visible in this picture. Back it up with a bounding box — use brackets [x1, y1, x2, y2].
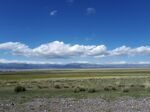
[0, 97, 150, 112]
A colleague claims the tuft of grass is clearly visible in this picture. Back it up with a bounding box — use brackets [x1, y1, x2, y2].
[14, 86, 26, 93]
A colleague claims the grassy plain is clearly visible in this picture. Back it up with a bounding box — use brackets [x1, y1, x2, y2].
[0, 69, 150, 102]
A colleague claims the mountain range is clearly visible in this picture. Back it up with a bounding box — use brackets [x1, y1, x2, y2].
[0, 63, 150, 70]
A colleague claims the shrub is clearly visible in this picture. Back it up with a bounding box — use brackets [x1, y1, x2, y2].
[14, 86, 26, 93]
[118, 84, 125, 88]
[38, 85, 48, 89]
[74, 87, 80, 93]
[88, 88, 96, 93]
[37, 85, 42, 89]
[63, 85, 69, 88]
[9, 81, 17, 84]
[71, 85, 75, 88]
[139, 85, 145, 88]
[79, 87, 86, 92]
[54, 84, 61, 89]
[112, 87, 117, 91]
[130, 84, 135, 87]
[104, 87, 110, 91]
[27, 85, 32, 88]
[122, 88, 129, 93]
[73, 87, 86, 93]
[31, 81, 37, 84]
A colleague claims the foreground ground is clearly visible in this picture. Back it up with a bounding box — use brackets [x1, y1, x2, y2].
[0, 69, 150, 112]
[1, 97, 150, 112]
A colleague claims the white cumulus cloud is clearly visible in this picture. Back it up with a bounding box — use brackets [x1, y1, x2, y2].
[110, 46, 150, 56]
[110, 46, 131, 56]
[33, 41, 107, 58]
[0, 41, 108, 58]
[0, 41, 150, 59]
[0, 42, 32, 56]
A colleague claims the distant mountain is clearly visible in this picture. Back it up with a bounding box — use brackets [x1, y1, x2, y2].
[0, 63, 150, 70]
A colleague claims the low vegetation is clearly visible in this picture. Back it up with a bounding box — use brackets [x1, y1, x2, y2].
[74, 87, 86, 93]
[0, 69, 150, 101]
[54, 84, 61, 89]
[122, 88, 129, 93]
[14, 86, 26, 93]
[87, 88, 96, 93]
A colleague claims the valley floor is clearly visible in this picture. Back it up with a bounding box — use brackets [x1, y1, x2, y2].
[0, 69, 150, 112]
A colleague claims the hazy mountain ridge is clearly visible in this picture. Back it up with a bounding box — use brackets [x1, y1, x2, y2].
[0, 63, 150, 70]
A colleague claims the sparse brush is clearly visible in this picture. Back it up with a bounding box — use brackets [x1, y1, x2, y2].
[139, 85, 145, 88]
[104, 87, 110, 91]
[72, 85, 75, 88]
[63, 85, 69, 88]
[31, 81, 37, 84]
[112, 87, 117, 91]
[122, 88, 129, 93]
[54, 84, 61, 89]
[38, 85, 48, 89]
[8, 81, 17, 84]
[42, 86, 49, 88]
[118, 84, 125, 88]
[80, 87, 86, 91]
[27, 85, 32, 88]
[74, 87, 80, 93]
[130, 84, 135, 87]
[88, 88, 96, 93]
[38, 85, 42, 89]
[14, 86, 26, 93]
[73, 87, 86, 93]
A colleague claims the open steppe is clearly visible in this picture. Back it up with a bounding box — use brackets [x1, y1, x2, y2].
[0, 69, 150, 112]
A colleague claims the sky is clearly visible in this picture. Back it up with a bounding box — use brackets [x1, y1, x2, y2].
[0, 0, 150, 64]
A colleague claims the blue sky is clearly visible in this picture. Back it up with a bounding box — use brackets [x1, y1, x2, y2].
[0, 0, 150, 64]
